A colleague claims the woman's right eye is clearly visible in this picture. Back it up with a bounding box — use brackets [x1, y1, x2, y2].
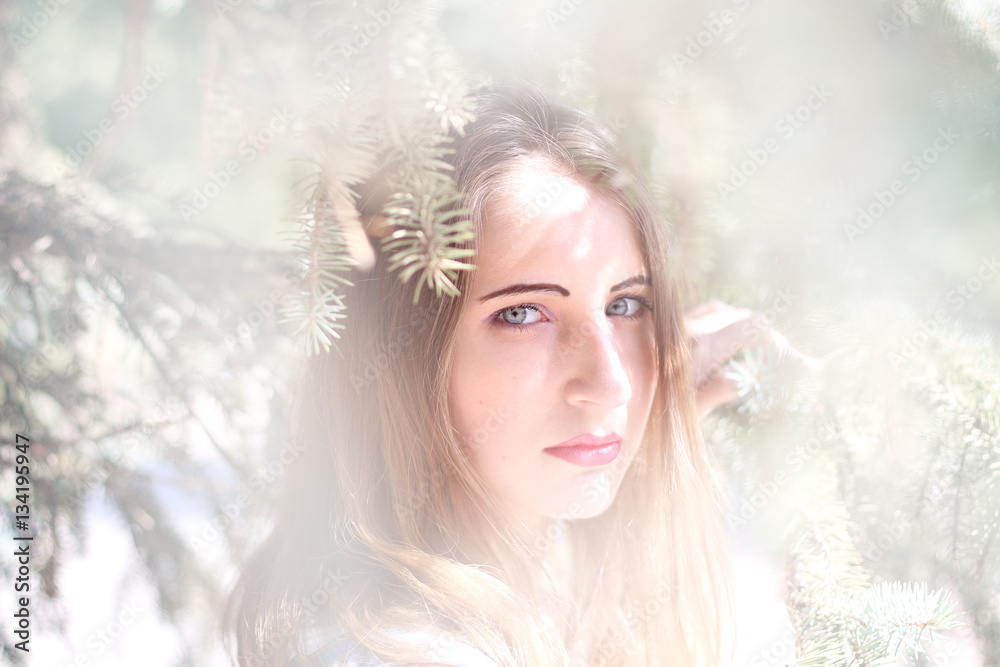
[491, 304, 544, 329]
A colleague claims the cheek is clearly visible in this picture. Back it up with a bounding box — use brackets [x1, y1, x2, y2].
[447, 332, 546, 458]
[622, 327, 659, 444]
[447, 335, 512, 449]
[447, 351, 480, 445]
[625, 324, 658, 397]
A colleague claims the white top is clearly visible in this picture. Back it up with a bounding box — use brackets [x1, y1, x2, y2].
[300, 627, 502, 667]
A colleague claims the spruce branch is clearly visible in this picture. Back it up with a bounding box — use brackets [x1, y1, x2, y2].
[379, 122, 459, 191]
[787, 495, 961, 667]
[380, 181, 475, 305]
[282, 185, 357, 356]
[424, 75, 477, 136]
[853, 582, 961, 657]
[722, 340, 824, 420]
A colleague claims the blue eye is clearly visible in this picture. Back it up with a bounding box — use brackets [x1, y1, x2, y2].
[607, 295, 651, 317]
[495, 304, 543, 327]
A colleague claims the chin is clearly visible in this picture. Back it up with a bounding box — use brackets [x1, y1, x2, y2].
[546, 470, 622, 521]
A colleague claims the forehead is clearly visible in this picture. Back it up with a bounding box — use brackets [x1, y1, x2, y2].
[472, 163, 645, 287]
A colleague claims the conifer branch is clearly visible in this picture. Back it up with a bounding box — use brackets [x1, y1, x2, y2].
[787, 496, 960, 666]
[282, 184, 357, 356]
[380, 180, 476, 304]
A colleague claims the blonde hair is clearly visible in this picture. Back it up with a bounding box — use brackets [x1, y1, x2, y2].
[226, 83, 734, 667]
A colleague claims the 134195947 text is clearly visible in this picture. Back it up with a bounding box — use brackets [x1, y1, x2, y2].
[12, 433, 32, 653]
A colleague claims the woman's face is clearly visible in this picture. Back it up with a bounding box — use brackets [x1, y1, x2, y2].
[447, 162, 658, 532]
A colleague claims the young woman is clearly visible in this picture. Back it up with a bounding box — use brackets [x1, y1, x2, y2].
[226, 84, 757, 667]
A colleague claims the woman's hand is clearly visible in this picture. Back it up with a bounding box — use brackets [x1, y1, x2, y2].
[685, 299, 822, 417]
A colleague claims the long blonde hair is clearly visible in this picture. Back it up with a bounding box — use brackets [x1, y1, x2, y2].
[226, 83, 734, 667]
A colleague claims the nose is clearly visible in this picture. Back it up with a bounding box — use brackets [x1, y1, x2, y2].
[562, 318, 633, 409]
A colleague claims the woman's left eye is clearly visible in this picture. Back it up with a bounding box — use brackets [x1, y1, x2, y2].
[607, 295, 651, 318]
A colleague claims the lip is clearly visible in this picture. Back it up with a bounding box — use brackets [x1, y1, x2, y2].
[544, 433, 622, 467]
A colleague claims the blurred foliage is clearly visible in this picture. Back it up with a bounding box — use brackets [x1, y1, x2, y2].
[708, 309, 1000, 664]
[1, 0, 999, 664]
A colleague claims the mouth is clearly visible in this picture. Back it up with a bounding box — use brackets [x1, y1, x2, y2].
[544, 433, 622, 467]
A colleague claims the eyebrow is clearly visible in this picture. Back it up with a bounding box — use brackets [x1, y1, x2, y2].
[477, 274, 651, 303]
